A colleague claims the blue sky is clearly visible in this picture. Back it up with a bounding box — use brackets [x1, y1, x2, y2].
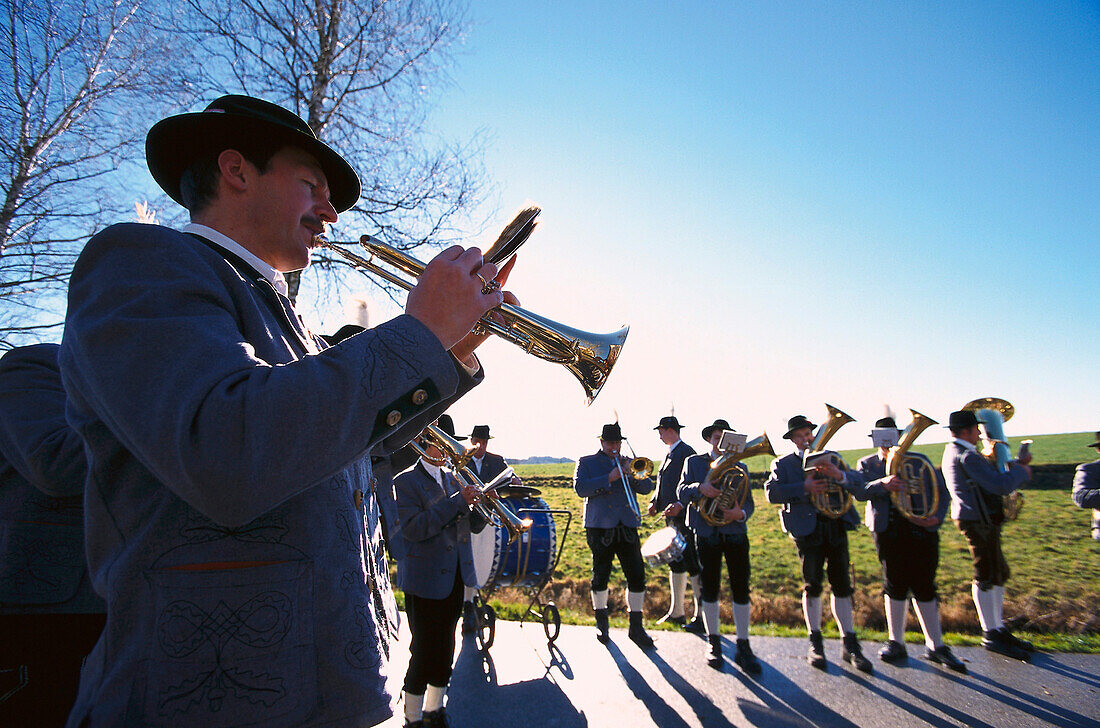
[310, 1, 1099, 459]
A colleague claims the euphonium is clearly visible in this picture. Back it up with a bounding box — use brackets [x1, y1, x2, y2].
[804, 404, 856, 518]
[885, 409, 941, 522]
[314, 235, 628, 404]
[697, 432, 775, 527]
[962, 397, 1024, 521]
[414, 423, 533, 538]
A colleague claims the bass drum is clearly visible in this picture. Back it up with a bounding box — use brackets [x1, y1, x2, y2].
[471, 496, 556, 589]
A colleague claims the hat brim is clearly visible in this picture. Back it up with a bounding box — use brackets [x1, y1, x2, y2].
[146, 113, 360, 213]
[1089, 441, 1100, 448]
[783, 423, 816, 440]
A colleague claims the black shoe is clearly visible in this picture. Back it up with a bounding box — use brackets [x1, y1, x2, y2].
[422, 708, 449, 728]
[460, 601, 477, 635]
[595, 608, 610, 644]
[734, 639, 762, 675]
[403, 722, 423, 728]
[808, 631, 827, 670]
[1001, 628, 1034, 652]
[982, 629, 1029, 661]
[842, 633, 873, 674]
[706, 635, 723, 669]
[657, 613, 687, 627]
[628, 611, 655, 649]
[684, 615, 706, 635]
[878, 640, 908, 663]
[925, 645, 968, 674]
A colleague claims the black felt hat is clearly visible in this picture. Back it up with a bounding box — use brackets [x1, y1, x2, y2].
[701, 419, 732, 441]
[947, 410, 980, 430]
[146, 95, 361, 212]
[870, 417, 899, 436]
[783, 415, 816, 440]
[469, 425, 493, 440]
[654, 416, 683, 431]
[1088, 431, 1100, 448]
[600, 423, 623, 441]
[436, 414, 465, 440]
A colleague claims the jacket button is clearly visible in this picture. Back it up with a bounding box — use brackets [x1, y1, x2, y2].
[386, 410, 402, 426]
[446, 545, 453, 552]
[440, 568, 447, 574]
[412, 389, 428, 405]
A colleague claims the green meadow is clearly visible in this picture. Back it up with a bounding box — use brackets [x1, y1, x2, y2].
[463, 431, 1100, 652]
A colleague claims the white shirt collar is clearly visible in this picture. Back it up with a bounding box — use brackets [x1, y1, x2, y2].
[183, 223, 290, 298]
[667, 438, 682, 457]
[954, 438, 978, 453]
[420, 458, 444, 485]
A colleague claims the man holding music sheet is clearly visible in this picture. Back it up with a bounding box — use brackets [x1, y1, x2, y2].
[764, 414, 881, 673]
[647, 415, 703, 632]
[858, 418, 966, 673]
[58, 95, 505, 727]
[943, 409, 1033, 661]
[573, 423, 656, 648]
[677, 419, 761, 674]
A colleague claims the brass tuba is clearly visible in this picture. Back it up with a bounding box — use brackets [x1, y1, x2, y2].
[411, 423, 533, 539]
[314, 226, 628, 405]
[885, 409, 941, 522]
[803, 404, 856, 518]
[962, 397, 1024, 521]
[697, 433, 775, 526]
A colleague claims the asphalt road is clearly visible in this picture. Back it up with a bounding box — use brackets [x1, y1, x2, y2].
[377, 617, 1099, 727]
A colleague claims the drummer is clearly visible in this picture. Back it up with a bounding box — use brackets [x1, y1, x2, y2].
[461, 423, 522, 634]
[677, 419, 761, 674]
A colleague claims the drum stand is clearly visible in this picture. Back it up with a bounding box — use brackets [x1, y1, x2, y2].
[472, 506, 573, 652]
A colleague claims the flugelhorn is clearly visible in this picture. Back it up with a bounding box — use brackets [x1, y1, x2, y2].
[962, 397, 1025, 521]
[803, 404, 856, 518]
[314, 217, 628, 404]
[885, 409, 941, 522]
[697, 432, 775, 526]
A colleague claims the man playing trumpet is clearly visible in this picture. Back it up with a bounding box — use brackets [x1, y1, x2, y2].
[858, 417, 965, 672]
[764, 414, 889, 673]
[677, 419, 761, 674]
[573, 423, 656, 648]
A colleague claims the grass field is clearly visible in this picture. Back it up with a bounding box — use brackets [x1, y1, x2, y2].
[448, 434, 1099, 652]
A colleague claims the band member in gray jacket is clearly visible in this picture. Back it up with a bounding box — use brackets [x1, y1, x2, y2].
[647, 416, 702, 632]
[395, 416, 486, 728]
[1071, 431, 1100, 540]
[858, 418, 965, 673]
[0, 344, 105, 726]
[59, 95, 505, 727]
[574, 423, 656, 648]
[677, 419, 761, 674]
[764, 414, 885, 673]
[942, 409, 1032, 661]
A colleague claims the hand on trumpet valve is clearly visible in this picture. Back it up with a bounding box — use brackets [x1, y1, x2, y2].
[460, 483, 481, 506]
[405, 246, 508, 353]
[881, 474, 905, 493]
[449, 256, 520, 364]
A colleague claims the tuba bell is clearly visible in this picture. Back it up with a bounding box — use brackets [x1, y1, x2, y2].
[803, 404, 856, 518]
[962, 397, 1024, 521]
[697, 432, 775, 527]
[885, 409, 941, 522]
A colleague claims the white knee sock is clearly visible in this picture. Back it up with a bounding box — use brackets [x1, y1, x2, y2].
[627, 589, 645, 613]
[733, 602, 751, 641]
[972, 583, 996, 632]
[669, 571, 687, 618]
[701, 600, 720, 636]
[689, 574, 702, 616]
[424, 683, 446, 712]
[463, 585, 476, 603]
[991, 585, 1005, 630]
[913, 598, 943, 649]
[403, 691, 424, 723]
[832, 594, 854, 635]
[592, 589, 609, 610]
[885, 596, 908, 643]
[803, 593, 822, 632]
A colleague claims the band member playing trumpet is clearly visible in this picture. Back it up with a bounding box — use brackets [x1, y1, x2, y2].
[677, 419, 761, 674]
[647, 416, 703, 632]
[942, 409, 1033, 661]
[764, 414, 885, 673]
[1071, 431, 1100, 540]
[395, 415, 487, 728]
[858, 417, 966, 673]
[574, 423, 656, 648]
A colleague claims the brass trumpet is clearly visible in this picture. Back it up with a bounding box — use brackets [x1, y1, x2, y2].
[803, 404, 856, 518]
[885, 410, 941, 522]
[412, 423, 533, 539]
[697, 432, 775, 527]
[313, 235, 628, 404]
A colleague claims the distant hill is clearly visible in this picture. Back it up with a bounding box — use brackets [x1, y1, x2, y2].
[509, 455, 574, 465]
